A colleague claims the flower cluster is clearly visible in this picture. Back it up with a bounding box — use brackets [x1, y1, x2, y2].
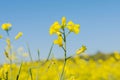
[49, 17, 80, 47]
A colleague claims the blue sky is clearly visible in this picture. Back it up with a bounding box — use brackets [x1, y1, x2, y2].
[0, 0, 120, 63]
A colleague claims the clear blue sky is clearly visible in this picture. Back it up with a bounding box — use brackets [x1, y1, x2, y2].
[0, 0, 120, 63]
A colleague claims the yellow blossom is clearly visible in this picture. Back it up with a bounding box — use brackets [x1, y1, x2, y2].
[54, 36, 63, 47]
[49, 21, 61, 35]
[76, 45, 87, 55]
[67, 21, 74, 31]
[74, 24, 80, 34]
[15, 32, 23, 40]
[67, 21, 80, 34]
[61, 16, 66, 27]
[1, 23, 12, 31]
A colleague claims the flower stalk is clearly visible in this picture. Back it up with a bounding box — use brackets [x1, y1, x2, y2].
[60, 28, 67, 80]
[1, 23, 23, 80]
[49, 17, 86, 80]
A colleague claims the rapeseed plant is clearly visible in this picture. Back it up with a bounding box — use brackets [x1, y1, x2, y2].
[0, 23, 23, 80]
[49, 16, 86, 80]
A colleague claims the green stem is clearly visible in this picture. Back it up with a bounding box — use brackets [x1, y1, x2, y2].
[10, 59, 12, 80]
[40, 43, 54, 66]
[29, 68, 33, 80]
[60, 28, 67, 80]
[16, 62, 23, 80]
[37, 49, 40, 61]
[26, 43, 33, 62]
[60, 52, 67, 80]
[8, 35, 12, 80]
[5, 72, 8, 80]
[66, 31, 71, 37]
[46, 43, 54, 61]
[6, 31, 9, 37]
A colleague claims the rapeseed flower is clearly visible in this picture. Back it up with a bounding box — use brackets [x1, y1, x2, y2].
[67, 21, 80, 34]
[15, 32, 23, 40]
[54, 36, 63, 47]
[76, 45, 87, 55]
[49, 21, 61, 35]
[1, 23, 12, 31]
[67, 21, 74, 31]
[61, 16, 66, 27]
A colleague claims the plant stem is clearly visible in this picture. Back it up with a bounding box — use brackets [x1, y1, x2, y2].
[66, 31, 71, 37]
[7, 32, 12, 80]
[46, 43, 54, 61]
[16, 62, 23, 80]
[6, 31, 9, 37]
[60, 28, 67, 80]
[37, 49, 40, 61]
[29, 68, 33, 80]
[10, 59, 12, 80]
[60, 51, 67, 80]
[5, 72, 8, 80]
[26, 43, 33, 62]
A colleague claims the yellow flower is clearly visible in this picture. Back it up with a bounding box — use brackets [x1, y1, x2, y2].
[15, 32, 23, 40]
[49, 21, 61, 35]
[54, 36, 63, 47]
[74, 24, 80, 34]
[0, 35, 3, 39]
[67, 21, 74, 31]
[61, 16, 66, 27]
[1, 23, 12, 31]
[67, 21, 80, 34]
[76, 45, 87, 55]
